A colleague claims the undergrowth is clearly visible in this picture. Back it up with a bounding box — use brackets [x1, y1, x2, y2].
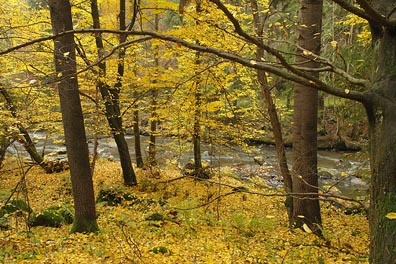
[0, 159, 369, 263]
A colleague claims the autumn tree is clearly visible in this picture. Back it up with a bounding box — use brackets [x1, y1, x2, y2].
[4, 0, 396, 261]
[147, 14, 161, 167]
[110, 0, 396, 261]
[48, 0, 98, 233]
[88, 0, 138, 185]
[330, 1, 396, 262]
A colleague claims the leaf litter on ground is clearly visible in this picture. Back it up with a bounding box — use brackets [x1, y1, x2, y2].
[0, 159, 369, 263]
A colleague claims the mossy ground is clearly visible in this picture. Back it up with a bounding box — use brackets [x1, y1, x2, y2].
[0, 159, 368, 263]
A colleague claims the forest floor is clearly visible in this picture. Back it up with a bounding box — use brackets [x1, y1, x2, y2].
[0, 159, 368, 263]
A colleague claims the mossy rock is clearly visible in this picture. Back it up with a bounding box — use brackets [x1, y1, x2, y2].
[0, 217, 10, 230]
[145, 212, 164, 221]
[29, 204, 74, 227]
[123, 192, 138, 202]
[96, 186, 126, 206]
[152, 246, 171, 255]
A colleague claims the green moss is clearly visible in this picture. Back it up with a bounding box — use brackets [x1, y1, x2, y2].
[70, 218, 99, 234]
[152, 246, 171, 255]
[96, 185, 126, 206]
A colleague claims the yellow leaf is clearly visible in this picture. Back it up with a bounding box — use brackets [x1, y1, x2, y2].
[250, 60, 257, 65]
[340, 171, 347, 177]
[302, 50, 312, 56]
[344, 89, 350, 94]
[302, 223, 312, 233]
[386, 212, 396, 220]
[57, 72, 63, 77]
[330, 40, 338, 48]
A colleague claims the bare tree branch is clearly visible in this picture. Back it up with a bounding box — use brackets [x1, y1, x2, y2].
[332, 0, 396, 26]
[331, 0, 372, 21]
[356, 0, 390, 25]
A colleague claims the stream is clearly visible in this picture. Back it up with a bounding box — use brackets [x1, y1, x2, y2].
[6, 132, 370, 198]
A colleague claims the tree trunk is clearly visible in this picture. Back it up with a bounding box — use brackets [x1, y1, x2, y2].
[48, 0, 98, 233]
[0, 136, 11, 169]
[91, 0, 137, 185]
[192, 0, 204, 177]
[367, 24, 396, 264]
[148, 99, 158, 166]
[148, 14, 160, 167]
[133, 108, 144, 168]
[250, 0, 293, 223]
[291, 0, 323, 236]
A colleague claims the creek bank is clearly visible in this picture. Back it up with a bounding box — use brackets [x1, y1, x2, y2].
[6, 132, 370, 198]
[245, 134, 363, 152]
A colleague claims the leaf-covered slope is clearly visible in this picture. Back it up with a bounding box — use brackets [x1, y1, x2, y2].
[0, 160, 368, 263]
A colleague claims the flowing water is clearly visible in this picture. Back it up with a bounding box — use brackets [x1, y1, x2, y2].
[6, 132, 370, 198]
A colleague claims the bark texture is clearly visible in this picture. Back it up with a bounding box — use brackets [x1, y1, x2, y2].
[291, 0, 323, 236]
[48, 0, 98, 233]
[367, 17, 396, 263]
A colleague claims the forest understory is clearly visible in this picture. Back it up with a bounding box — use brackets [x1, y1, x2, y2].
[0, 159, 368, 263]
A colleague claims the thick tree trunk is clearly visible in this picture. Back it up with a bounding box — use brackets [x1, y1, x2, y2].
[367, 27, 396, 264]
[292, 0, 323, 236]
[48, 0, 98, 233]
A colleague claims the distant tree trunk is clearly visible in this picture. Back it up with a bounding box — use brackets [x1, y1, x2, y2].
[48, 0, 98, 233]
[291, 0, 323, 236]
[148, 91, 158, 166]
[91, 0, 137, 185]
[192, 0, 204, 177]
[130, 63, 143, 169]
[148, 14, 160, 166]
[133, 107, 144, 168]
[130, 5, 144, 169]
[110, 0, 138, 185]
[192, 72, 203, 174]
[250, 0, 293, 223]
